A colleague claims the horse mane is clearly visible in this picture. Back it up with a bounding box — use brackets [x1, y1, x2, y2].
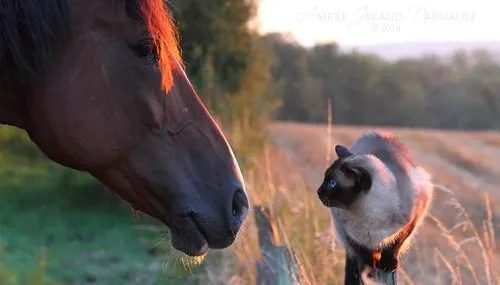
[0, 0, 70, 92]
[0, 0, 182, 94]
[139, 0, 183, 91]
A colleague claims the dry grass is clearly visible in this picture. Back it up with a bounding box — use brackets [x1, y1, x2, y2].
[436, 142, 498, 179]
[207, 121, 500, 285]
[227, 144, 345, 285]
[480, 133, 500, 149]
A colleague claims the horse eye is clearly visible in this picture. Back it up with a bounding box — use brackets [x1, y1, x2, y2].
[130, 38, 158, 61]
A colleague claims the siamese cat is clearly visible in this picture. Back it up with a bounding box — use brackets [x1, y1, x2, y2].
[317, 130, 433, 285]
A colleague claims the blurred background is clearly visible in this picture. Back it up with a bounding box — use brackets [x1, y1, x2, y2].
[1, 0, 500, 284]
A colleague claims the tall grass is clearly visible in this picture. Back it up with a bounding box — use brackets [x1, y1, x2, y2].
[225, 153, 499, 284]
[424, 185, 498, 285]
[231, 144, 345, 285]
[1, 123, 498, 284]
[2, 109, 499, 284]
[210, 111, 500, 285]
[209, 104, 345, 284]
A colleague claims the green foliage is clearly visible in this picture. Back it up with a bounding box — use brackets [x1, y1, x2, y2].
[265, 36, 500, 130]
[171, 0, 281, 165]
[262, 33, 312, 122]
[172, 0, 258, 94]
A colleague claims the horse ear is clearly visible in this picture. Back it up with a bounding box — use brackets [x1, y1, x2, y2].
[335, 145, 353, 159]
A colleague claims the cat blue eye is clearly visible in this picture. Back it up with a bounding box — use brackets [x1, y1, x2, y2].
[327, 180, 336, 189]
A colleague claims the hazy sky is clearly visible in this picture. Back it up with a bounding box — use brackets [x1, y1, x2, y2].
[257, 0, 499, 46]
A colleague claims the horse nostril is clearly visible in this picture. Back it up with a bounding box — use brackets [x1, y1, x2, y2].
[230, 189, 249, 231]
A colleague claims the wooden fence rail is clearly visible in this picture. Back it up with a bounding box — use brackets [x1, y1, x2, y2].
[254, 205, 300, 285]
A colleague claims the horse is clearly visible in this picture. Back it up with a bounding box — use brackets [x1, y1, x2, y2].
[317, 131, 434, 285]
[0, 0, 249, 257]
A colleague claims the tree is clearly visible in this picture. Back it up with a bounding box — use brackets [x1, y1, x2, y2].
[171, 0, 257, 95]
[170, 0, 280, 164]
[261, 32, 500, 130]
[261, 33, 311, 121]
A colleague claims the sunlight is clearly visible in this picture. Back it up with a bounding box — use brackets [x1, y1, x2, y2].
[257, 0, 498, 46]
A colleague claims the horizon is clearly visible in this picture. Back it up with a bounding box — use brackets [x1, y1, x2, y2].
[257, 0, 499, 47]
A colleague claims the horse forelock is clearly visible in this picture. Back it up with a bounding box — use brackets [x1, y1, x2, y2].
[139, 0, 183, 92]
[0, 0, 182, 96]
[0, 0, 70, 92]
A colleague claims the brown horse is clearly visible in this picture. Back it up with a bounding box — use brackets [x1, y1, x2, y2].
[0, 0, 249, 257]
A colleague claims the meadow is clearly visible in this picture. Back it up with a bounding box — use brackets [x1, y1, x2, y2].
[2, 0, 499, 283]
[1, 121, 500, 285]
[0, 125, 206, 285]
[222, 121, 500, 285]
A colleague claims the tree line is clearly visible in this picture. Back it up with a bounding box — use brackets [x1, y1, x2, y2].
[262, 33, 500, 130]
[171, 0, 500, 131]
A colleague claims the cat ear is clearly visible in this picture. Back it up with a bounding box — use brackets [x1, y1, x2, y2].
[335, 145, 353, 159]
[341, 165, 372, 192]
[356, 168, 372, 192]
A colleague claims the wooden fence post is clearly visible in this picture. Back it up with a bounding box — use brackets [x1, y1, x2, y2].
[254, 205, 300, 285]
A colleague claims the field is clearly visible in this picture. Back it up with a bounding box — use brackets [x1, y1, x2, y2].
[220, 121, 500, 285]
[1, 121, 500, 284]
[0, 126, 204, 285]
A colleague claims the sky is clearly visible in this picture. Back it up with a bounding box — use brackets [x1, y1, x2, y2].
[257, 0, 500, 47]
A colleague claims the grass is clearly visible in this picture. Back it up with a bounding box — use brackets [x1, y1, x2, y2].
[220, 121, 500, 285]
[435, 142, 496, 179]
[480, 133, 500, 148]
[0, 126, 207, 285]
[426, 188, 497, 285]
[2, 120, 500, 285]
[0, 172, 207, 285]
[225, 145, 343, 284]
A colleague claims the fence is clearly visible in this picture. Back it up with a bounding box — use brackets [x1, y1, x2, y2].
[254, 205, 300, 285]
